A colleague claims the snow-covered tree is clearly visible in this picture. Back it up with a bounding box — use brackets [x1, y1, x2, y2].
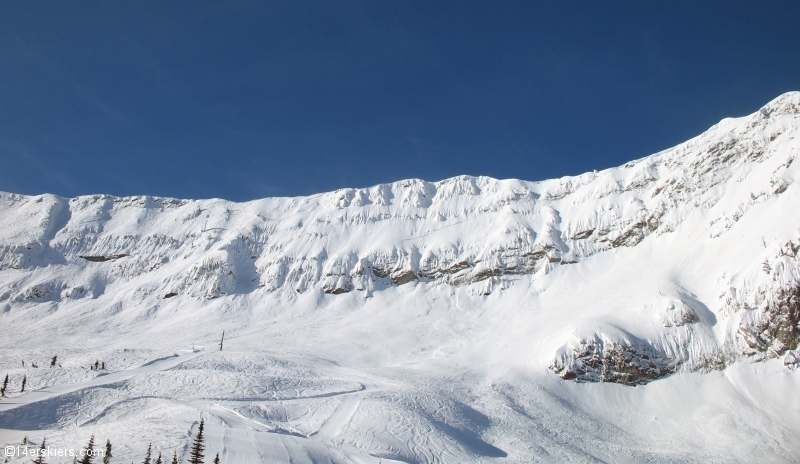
[32, 438, 46, 464]
[142, 443, 152, 464]
[79, 435, 95, 464]
[188, 418, 205, 464]
[102, 440, 112, 464]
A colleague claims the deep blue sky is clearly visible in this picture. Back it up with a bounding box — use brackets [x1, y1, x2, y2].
[1, 2, 798, 201]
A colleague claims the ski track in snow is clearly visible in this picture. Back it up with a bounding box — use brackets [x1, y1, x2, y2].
[314, 388, 366, 442]
[0, 350, 203, 416]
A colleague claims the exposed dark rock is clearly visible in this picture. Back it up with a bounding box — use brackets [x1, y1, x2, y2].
[608, 222, 647, 248]
[371, 267, 390, 278]
[391, 269, 418, 285]
[571, 229, 594, 240]
[739, 285, 800, 355]
[550, 333, 676, 386]
[322, 275, 353, 294]
[467, 267, 503, 282]
[79, 254, 128, 262]
[444, 260, 472, 274]
[418, 260, 471, 280]
[323, 284, 351, 294]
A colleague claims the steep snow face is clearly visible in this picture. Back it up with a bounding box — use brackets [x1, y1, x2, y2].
[1, 93, 800, 462]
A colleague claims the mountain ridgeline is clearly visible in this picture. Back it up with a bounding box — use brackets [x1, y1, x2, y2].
[2, 92, 800, 386]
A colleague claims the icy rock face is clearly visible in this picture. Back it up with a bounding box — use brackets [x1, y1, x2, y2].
[1, 92, 800, 386]
[724, 239, 800, 359]
[549, 329, 677, 385]
[739, 285, 800, 355]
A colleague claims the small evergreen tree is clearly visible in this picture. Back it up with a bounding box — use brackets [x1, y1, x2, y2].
[212, 453, 219, 464]
[188, 418, 205, 464]
[50, 356, 57, 368]
[154, 453, 162, 464]
[142, 443, 152, 464]
[171, 451, 178, 464]
[1, 373, 7, 396]
[33, 438, 46, 464]
[102, 440, 112, 464]
[79, 435, 95, 464]
[20, 375, 26, 393]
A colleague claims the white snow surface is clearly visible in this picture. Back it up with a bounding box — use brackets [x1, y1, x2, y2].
[1, 92, 800, 462]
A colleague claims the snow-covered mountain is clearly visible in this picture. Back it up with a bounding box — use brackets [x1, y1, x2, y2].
[1, 92, 799, 462]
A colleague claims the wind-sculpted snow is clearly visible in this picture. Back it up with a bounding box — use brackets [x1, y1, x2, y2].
[2, 93, 800, 462]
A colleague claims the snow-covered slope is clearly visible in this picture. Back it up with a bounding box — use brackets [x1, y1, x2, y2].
[1, 92, 799, 462]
